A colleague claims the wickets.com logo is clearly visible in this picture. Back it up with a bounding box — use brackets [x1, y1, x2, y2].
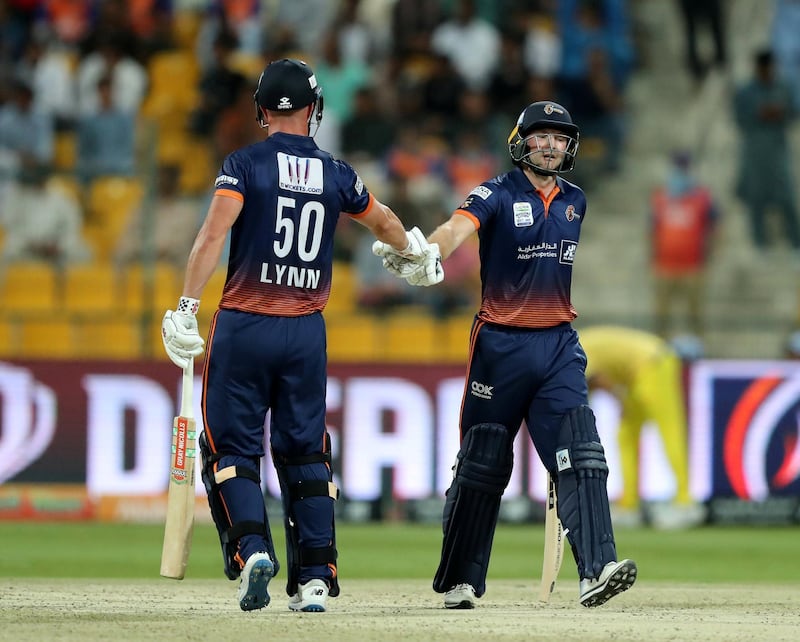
[0, 363, 57, 483]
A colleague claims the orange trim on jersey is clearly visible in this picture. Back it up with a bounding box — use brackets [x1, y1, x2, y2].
[537, 185, 560, 218]
[348, 193, 375, 219]
[457, 318, 485, 441]
[215, 188, 244, 202]
[454, 209, 481, 229]
[201, 310, 220, 453]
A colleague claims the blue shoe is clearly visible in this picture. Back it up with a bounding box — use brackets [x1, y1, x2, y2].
[238, 552, 274, 611]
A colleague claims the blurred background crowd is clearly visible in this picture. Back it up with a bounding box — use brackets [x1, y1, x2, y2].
[0, 0, 799, 362]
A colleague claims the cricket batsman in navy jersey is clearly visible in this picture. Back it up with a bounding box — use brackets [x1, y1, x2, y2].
[376, 101, 637, 609]
[160, 58, 437, 613]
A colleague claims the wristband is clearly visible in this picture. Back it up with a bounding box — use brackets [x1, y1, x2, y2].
[177, 296, 200, 315]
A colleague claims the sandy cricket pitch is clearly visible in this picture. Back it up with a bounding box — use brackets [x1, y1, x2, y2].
[1, 579, 797, 641]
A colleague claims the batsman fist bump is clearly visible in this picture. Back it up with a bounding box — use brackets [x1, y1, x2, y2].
[405, 244, 444, 287]
[372, 227, 444, 285]
[372, 226, 429, 262]
[162, 297, 205, 369]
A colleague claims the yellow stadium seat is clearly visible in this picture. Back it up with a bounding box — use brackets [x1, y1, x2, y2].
[0, 319, 18, 357]
[19, 320, 76, 358]
[228, 52, 264, 81]
[173, 11, 201, 50]
[326, 315, 379, 362]
[146, 51, 199, 111]
[440, 314, 474, 363]
[85, 177, 144, 258]
[179, 138, 215, 194]
[382, 313, 439, 362]
[0, 262, 59, 314]
[77, 320, 143, 359]
[326, 262, 356, 315]
[196, 267, 226, 334]
[156, 130, 192, 164]
[122, 262, 181, 315]
[53, 131, 77, 171]
[63, 263, 118, 315]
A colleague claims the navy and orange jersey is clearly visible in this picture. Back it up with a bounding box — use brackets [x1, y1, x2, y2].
[455, 167, 588, 329]
[213, 132, 374, 316]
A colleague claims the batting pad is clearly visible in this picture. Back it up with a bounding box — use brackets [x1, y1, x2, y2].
[433, 423, 514, 596]
[555, 405, 617, 580]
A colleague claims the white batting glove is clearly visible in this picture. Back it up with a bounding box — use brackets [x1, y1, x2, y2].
[162, 297, 205, 369]
[381, 253, 418, 278]
[405, 244, 444, 287]
[372, 226, 430, 261]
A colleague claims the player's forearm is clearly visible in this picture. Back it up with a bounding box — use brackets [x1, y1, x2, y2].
[428, 217, 472, 260]
[367, 201, 411, 252]
[182, 229, 226, 300]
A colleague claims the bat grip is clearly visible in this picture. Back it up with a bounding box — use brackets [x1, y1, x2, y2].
[181, 359, 194, 419]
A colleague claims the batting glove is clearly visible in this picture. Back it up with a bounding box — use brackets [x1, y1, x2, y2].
[162, 297, 205, 369]
[372, 226, 430, 261]
[381, 253, 418, 278]
[405, 244, 444, 287]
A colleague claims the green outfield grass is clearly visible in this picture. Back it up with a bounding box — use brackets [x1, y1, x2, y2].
[2, 522, 798, 583]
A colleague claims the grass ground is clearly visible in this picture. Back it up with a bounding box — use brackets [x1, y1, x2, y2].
[2, 521, 798, 583]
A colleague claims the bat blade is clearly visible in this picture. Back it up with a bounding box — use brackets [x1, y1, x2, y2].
[160, 363, 197, 580]
[538, 473, 564, 602]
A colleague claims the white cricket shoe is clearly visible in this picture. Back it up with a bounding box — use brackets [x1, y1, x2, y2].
[579, 559, 637, 608]
[288, 579, 329, 612]
[238, 552, 275, 611]
[444, 583, 476, 609]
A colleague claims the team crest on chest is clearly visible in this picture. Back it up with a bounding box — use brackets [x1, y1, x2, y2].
[565, 204, 580, 221]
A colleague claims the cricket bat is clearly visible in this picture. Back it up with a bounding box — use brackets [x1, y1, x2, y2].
[160, 359, 197, 580]
[538, 473, 564, 602]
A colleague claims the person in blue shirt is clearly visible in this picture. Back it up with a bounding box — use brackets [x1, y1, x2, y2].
[161, 58, 432, 614]
[376, 100, 637, 609]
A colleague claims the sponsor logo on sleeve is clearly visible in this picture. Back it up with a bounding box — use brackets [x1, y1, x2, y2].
[470, 185, 493, 200]
[215, 175, 239, 187]
[354, 174, 364, 195]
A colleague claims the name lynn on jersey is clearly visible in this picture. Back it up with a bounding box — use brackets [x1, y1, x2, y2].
[260, 263, 321, 289]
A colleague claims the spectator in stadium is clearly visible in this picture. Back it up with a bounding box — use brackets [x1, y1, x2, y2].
[188, 29, 247, 138]
[732, 48, 800, 252]
[340, 85, 397, 161]
[75, 33, 148, 117]
[676, 0, 727, 83]
[771, 0, 800, 110]
[115, 163, 200, 268]
[76, 74, 136, 184]
[430, 0, 501, 91]
[0, 79, 53, 187]
[579, 325, 705, 529]
[0, 169, 92, 266]
[649, 151, 719, 341]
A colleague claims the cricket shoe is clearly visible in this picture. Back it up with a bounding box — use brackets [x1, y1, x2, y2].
[444, 583, 476, 609]
[238, 552, 275, 611]
[579, 559, 637, 608]
[289, 579, 329, 612]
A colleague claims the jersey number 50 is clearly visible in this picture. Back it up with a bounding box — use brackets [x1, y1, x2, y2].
[274, 195, 325, 262]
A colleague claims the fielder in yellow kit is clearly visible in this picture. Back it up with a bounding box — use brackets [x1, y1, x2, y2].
[579, 326, 704, 528]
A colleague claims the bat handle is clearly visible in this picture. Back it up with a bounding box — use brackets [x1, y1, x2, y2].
[181, 359, 194, 419]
